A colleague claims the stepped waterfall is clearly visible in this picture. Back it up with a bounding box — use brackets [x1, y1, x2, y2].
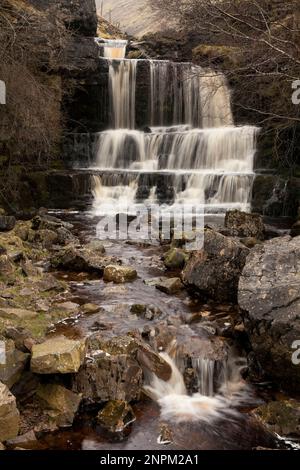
[91, 40, 258, 215]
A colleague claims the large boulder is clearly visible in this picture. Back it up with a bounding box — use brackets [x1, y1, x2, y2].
[225, 210, 265, 239]
[97, 400, 136, 434]
[36, 384, 82, 427]
[182, 229, 249, 302]
[31, 336, 86, 374]
[50, 245, 115, 274]
[0, 382, 20, 441]
[239, 236, 300, 391]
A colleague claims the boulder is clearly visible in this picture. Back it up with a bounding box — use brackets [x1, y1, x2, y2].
[103, 265, 137, 284]
[31, 336, 86, 374]
[0, 382, 20, 441]
[163, 248, 189, 270]
[97, 400, 135, 434]
[225, 210, 265, 239]
[182, 229, 249, 302]
[36, 384, 82, 427]
[239, 236, 300, 390]
[0, 216, 16, 232]
[155, 277, 184, 295]
[81, 303, 102, 314]
[253, 400, 300, 437]
[51, 245, 116, 274]
[0, 340, 30, 388]
[6, 430, 37, 449]
[130, 304, 163, 320]
[0, 308, 38, 320]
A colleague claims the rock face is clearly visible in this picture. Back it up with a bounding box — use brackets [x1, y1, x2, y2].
[37, 384, 82, 427]
[225, 210, 265, 239]
[239, 236, 300, 390]
[103, 265, 137, 284]
[31, 336, 86, 374]
[0, 382, 20, 441]
[182, 229, 249, 302]
[97, 400, 136, 433]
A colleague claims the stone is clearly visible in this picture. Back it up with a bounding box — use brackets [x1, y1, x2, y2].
[0, 255, 15, 278]
[55, 301, 79, 312]
[97, 400, 135, 434]
[136, 342, 172, 381]
[0, 340, 30, 388]
[0, 382, 20, 441]
[155, 277, 184, 295]
[81, 303, 101, 314]
[86, 239, 106, 254]
[31, 336, 86, 374]
[6, 430, 37, 449]
[0, 215, 16, 232]
[144, 277, 165, 287]
[163, 248, 189, 270]
[34, 229, 58, 248]
[182, 229, 249, 302]
[0, 308, 38, 320]
[0, 443, 5, 450]
[130, 304, 162, 320]
[253, 400, 300, 437]
[103, 265, 137, 284]
[240, 237, 263, 249]
[36, 384, 82, 427]
[225, 210, 265, 239]
[51, 245, 115, 274]
[239, 236, 300, 391]
[291, 220, 300, 237]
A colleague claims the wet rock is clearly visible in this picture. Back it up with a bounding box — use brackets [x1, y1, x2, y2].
[291, 220, 300, 237]
[0, 216, 16, 232]
[97, 400, 135, 433]
[225, 210, 265, 239]
[0, 381, 20, 441]
[6, 430, 37, 449]
[130, 304, 162, 320]
[182, 229, 249, 302]
[86, 239, 106, 254]
[81, 303, 102, 314]
[158, 423, 174, 445]
[163, 248, 189, 270]
[144, 277, 165, 287]
[103, 265, 137, 284]
[73, 335, 144, 403]
[0, 340, 30, 388]
[31, 336, 86, 374]
[0, 308, 38, 320]
[240, 237, 263, 249]
[0, 443, 5, 450]
[253, 400, 300, 437]
[36, 384, 82, 427]
[153, 277, 183, 295]
[51, 245, 115, 274]
[137, 342, 172, 380]
[239, 236, 300, 390]
[11, 371, 40, 403]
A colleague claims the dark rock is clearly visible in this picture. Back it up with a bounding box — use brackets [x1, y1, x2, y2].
[0, 216, 16, 232]
[291, 220, 300, 237]
[253, 400, 300, 437]
[97, 400, 135, 434]
[182, 229, 249, 302]
[225, 210, 265, 239]
[239, 236, 300, 391]
[51, 245, 117, 274]
[130, 304, 163, 320]
[6, 430, 37, 449]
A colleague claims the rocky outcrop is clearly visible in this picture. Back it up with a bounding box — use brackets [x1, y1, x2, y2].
[31, 336, 87, 374]
[182, 229, 249, 302]
[225, 210, 265, 239]
[0, 382, 20, 441]
[239, 236, 300, 391]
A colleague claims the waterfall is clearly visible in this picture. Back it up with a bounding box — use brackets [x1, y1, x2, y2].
[88, 41, 258, 215]
[96, 39, 128, 59]
[109, 60, 137, 129]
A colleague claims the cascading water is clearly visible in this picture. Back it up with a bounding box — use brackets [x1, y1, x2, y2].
[91, 39, 258, 215]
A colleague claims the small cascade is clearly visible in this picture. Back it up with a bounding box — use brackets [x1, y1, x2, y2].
[87, 38, 258, 214]
[144, 350, 252, 425]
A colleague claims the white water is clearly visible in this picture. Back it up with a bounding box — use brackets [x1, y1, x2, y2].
[144, 351, 252, 425]
[97, 39, 128, 59]
[90, 40, 257, 214]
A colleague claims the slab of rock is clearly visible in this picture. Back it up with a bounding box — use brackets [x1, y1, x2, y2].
[37, 384, 82, 427]
[253, 400, 300, 437]
[0, 381, 20, 441]
[0, 216, 16, 232]
[103, 265, 137, 284]
[51, 245, 116, 274]
[155, 277, 184, 295]
[0, 308, 38, 320]
[97, 400, 135, 433]
[225, 210, 265, 239]
[31, 336, 86, 374]
[136, 342, 172, 381]
[182, 229, 249, 302]
[0, 340, 29, 388]
[239, 236, 300, 391]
